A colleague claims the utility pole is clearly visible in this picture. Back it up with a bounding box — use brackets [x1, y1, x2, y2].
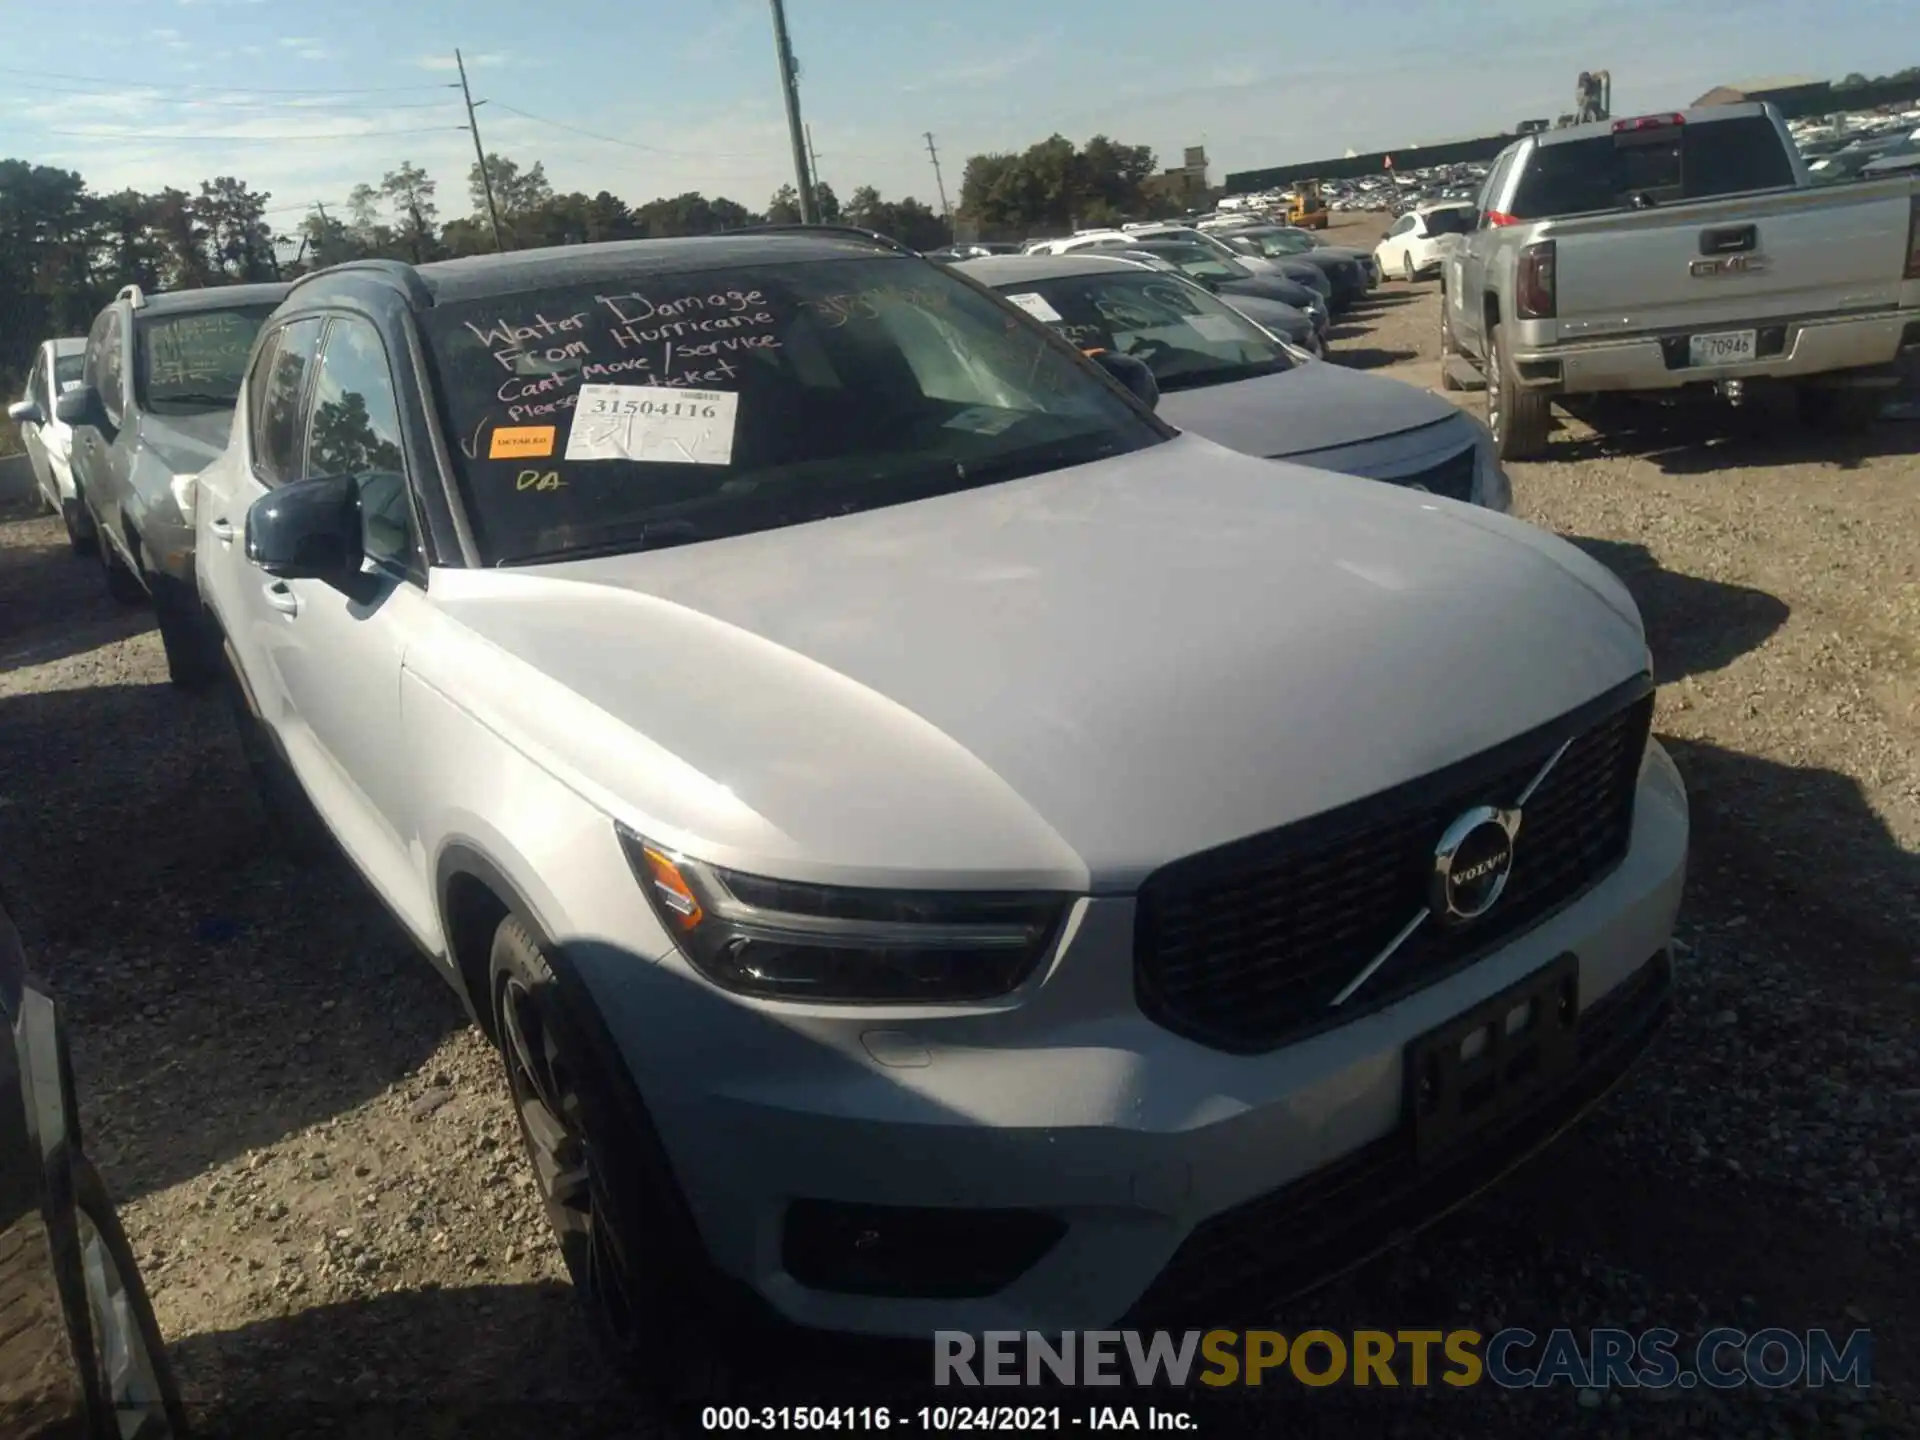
[456, 49, 506, 252]
[924, 131, 951, 220]
[806, 124, 824, 202]
[767, 0, 816, 223]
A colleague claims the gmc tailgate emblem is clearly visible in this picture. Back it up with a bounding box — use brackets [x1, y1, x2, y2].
[1690, 254, 1767, 277]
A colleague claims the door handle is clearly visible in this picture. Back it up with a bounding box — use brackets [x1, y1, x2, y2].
[262, 581, 300, 617]
[209, 518, 236, 544]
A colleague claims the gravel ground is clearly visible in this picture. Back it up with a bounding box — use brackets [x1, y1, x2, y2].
[0, 218, 1916, 1438]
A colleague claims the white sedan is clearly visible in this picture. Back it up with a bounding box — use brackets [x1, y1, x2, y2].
[6, 336, 90, 550]
[1375, 203, 1477, 282]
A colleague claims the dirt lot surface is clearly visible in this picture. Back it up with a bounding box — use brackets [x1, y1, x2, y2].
[1, 218, 1916, 1438]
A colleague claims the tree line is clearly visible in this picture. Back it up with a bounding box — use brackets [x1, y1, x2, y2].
[2, 131, 1184, 448]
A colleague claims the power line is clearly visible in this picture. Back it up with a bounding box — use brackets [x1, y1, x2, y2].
[5, 80, 461, 109]
[0, 62, 458, 95]
[39, 125, 467, 142]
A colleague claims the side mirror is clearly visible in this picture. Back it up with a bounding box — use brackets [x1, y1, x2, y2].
[53, 386, 95, 427]
[1094, 351, 1160, 411]
[245, 473, 364, 583]
[7, 399, 44, 427]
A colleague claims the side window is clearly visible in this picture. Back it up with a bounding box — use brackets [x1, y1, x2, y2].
[28, 354, 48, 415]
[97, 312, 125, 426]
[245, 328, 283, 456]
[1478, 149, 1519, 221]
[304, 317, 415, 571]
[1391, 216, 1416, 237]
[253, 318, 325, 486]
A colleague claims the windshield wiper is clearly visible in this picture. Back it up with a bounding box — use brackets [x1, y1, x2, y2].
[497, 518, 712, 567]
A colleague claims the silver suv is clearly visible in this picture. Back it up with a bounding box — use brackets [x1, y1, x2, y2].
[197, 231, 1687, 1363]
[59, 281, 288, 685]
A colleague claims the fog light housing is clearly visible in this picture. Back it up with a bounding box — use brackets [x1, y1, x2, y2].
[783, 1199, 1067, 1298]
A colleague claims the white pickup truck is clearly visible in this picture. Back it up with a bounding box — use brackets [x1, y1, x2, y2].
[1440, 102, 1920, 458]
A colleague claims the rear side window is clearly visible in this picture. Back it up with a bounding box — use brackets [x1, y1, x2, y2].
[94, 312, 125, 425]
[251, 317, 325, 486]
[1509, 116, 1797, 219]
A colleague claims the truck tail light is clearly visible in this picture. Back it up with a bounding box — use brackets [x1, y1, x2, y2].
[1516, 240, 1557, 320]
[1485, 211, 1521, 227]
[1613, 113, 1685, 132]
[1906, 194, 1920, 280]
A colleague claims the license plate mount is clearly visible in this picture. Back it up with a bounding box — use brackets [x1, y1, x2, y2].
[1688, 328, 1758, 366]
[1405, 952, 1581, 1164]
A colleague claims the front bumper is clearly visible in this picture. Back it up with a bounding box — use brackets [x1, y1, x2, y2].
[583, 738, 1688, 1337]
[1513, 309, 1920, 395]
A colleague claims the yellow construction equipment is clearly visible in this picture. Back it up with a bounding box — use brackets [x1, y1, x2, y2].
[1285, 180, 1329, 229]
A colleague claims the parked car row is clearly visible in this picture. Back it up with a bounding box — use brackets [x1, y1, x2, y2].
[11, 224, 1686, 1388]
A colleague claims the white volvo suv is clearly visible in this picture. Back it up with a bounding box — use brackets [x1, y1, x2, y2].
[195, 229, 1687, 1364]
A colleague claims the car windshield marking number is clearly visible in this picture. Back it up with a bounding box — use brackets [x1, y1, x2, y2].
[1003, 292, 1064, 323]
[564, 384, 738, 466]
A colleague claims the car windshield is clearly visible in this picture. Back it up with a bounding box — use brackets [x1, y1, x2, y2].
[1238, 230, 1316, 257]
[53, 353, 85, 388]
[136, 305, 278, 412]
[1135, 244, 1244, 281]
[418, 253, 1170, 566]
[1422, 207, 1476, 236]
[990, 270, 1295, 393]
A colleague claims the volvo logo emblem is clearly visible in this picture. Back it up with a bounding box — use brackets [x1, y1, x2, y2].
[1430, 804, 1522, 924]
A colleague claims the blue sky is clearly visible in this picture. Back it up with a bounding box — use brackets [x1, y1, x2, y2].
[1, 0, 1914, 228]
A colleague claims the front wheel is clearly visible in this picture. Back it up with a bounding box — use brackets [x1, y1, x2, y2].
[69, 1155, 190, 1439]
[153, 580, 220, 690]
[97, 523, 145, 605]
[490, 916, 727, 1396]
[61, 499, 96, 556]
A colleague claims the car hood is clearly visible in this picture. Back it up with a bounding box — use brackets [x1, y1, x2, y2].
[142, 409, 234, 473]
[1157, 360, 1460, 458]
[424, 434, 1645, 890]
[1215, 294, 1311, 338]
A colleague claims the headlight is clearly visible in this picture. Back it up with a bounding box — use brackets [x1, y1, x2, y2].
[170, 471, 199, 523]
[619, 827, 1071, 1003]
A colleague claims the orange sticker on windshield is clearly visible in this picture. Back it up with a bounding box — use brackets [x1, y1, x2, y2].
[489, 425, 556, 459]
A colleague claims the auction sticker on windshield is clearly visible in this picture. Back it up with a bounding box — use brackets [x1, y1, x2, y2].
[1003, 292, 1064, 323]
[564, 384, 738, 465]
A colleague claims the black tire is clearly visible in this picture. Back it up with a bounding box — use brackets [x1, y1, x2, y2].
[68, 1155, 190, 1440]
[152, 582, 220, 691]
[1486, 322, 1552, 461]
[61, 498, 97, 556]
[489, 915, 726, 1396]
[220, 647, 334, 862]
[1797, 385, 1883, 434]
[97, 523, 145, 605]
[1438, 290, 1464, 392]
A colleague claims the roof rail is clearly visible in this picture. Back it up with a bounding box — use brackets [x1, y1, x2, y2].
[116, 283, 147, 310]
[731, 223, 919, 256]
[288, 258, 435, 309]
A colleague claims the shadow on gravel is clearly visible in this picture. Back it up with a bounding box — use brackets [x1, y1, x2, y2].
[1549, 394, 1917, 475]
[1328, 346, 1421, 372]
[0, 516, 150, 674]
[0, 681, 468, 1204]
[1565, 537, 1789, 684]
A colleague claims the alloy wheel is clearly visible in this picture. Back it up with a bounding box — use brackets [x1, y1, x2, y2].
[75, 1208, 175, 1439]
[498, 974, 636, 1343]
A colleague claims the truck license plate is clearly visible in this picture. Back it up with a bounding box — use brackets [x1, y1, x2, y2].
[1688, 329, 1757, 366]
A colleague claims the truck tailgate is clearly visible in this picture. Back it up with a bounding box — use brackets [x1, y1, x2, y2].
[1545, 180, 1915, 339]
